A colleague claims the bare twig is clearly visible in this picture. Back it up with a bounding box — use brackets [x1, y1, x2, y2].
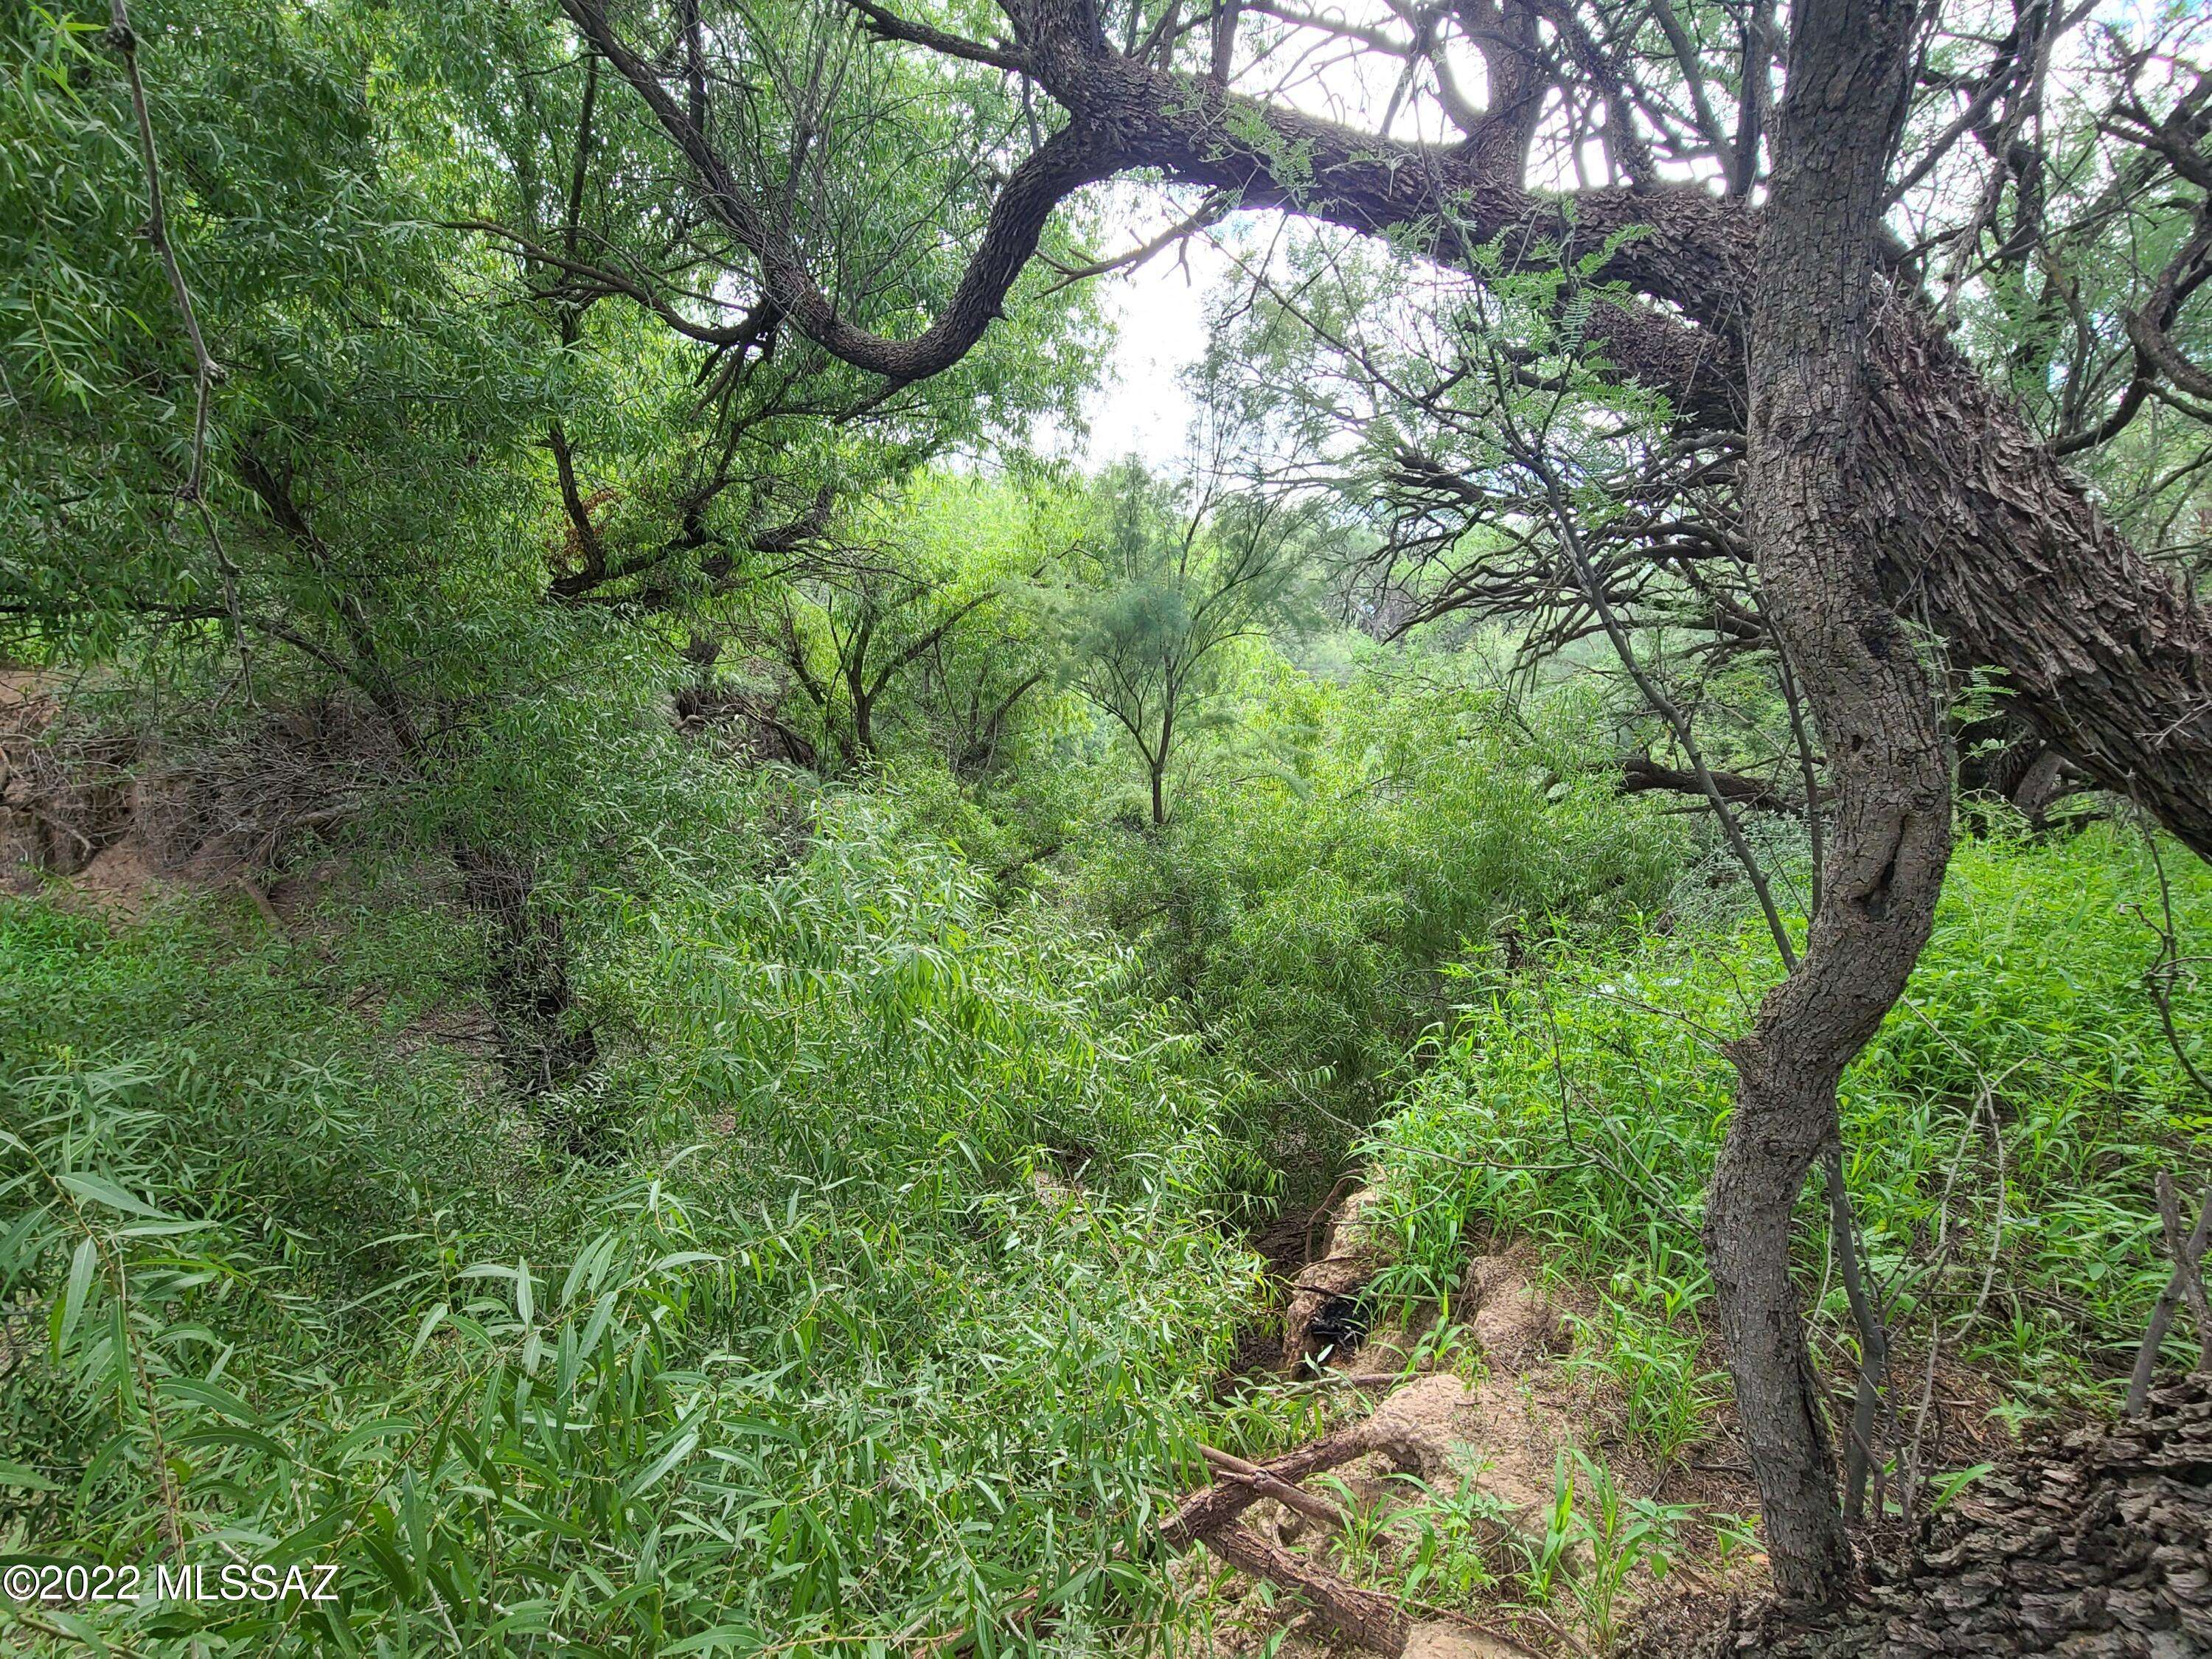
[104, 0, 251, 688]
[1197, 1443, 1349, 1531]
[2128, 810, 2212, 1102]
[2157, 1172, 2212, 1372]
[1825, 1144, 1893, 1524]
[2127, 1175, 2212, 1416]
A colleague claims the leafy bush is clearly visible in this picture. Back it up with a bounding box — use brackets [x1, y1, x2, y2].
[0, 805, 1258, 1654]
[1071, 653, 1686, 1152]
[1365, 824, 2212, 1436]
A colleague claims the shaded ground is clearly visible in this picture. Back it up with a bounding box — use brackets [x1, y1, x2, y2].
[1630, 1374, 2212, 1658]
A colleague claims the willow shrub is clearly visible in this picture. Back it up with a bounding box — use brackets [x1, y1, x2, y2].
[1071, 656, 1687, 1154]
[1365, 824, 2212, 1443]
[0, 799, 1256, 1655]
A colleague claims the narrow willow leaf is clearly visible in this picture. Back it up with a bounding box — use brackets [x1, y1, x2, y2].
[58, 1172, 164, 1218]
[52, 1234, 96, 1356]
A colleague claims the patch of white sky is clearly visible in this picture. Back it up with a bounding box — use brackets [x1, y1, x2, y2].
[1038, 0, 1625, 473]
[1056, 215, 1234, 470]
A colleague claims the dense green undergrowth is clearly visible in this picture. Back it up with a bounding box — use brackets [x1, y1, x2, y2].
[1066, 660, 1687, 1161]
[1365, 826, 2212, 1456]
[0, 800, 1267, 1655]
[4, 641, 2208, 1658]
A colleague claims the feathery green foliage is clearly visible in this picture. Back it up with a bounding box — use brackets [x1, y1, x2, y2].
[1367, 825, 2212, 1444]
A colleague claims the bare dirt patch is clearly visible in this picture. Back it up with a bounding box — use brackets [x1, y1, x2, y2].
[3, 674, 394, 912]
[1184, 1186, 1767, 1657]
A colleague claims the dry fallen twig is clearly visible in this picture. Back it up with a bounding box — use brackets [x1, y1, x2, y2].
[2127, 1171, 2212, 1416]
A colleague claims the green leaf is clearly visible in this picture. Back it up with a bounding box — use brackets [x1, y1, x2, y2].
[625, 1427, 701, 1499]
[661, 1627, 769, 1655]
[0, 1460, 60, 1491]
[178, 1425, 291, 1461]
[58, 1172, 163, 1219]
[409, 1301, 451, 1362]
[52, 1235, 96, 1355]
[160, 1377, 257, 1422]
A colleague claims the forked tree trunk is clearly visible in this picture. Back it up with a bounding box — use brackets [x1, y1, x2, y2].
[571, 0, 2212, 860]
[1710, 0, 1950, 1602]
[566, 0, 2212, 1599]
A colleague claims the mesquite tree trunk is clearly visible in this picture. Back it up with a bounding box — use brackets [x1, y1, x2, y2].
[1709, 0, 1951, 1602]
[1863, 327, 2212, 860]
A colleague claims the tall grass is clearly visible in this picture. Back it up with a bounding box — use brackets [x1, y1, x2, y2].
[1365, 824, 2212, 1441]
[0, 804, 1260, 1654]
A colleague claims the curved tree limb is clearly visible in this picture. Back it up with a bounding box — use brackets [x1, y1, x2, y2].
[559, 0, 1120, 386]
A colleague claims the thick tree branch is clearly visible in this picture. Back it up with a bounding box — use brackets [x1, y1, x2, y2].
[560, 0, 1118, 386]
[1621, 754, 1803, 815]
[845, 0, 1035, 74]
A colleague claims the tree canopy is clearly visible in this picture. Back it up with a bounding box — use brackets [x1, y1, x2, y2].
[3, 0, 2211, 1650]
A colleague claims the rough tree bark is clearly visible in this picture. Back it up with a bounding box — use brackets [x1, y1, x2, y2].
[1621, 754, 1804, 815]
[1707, 0, 1950, 1601]
[554, 0, 2212, 1599]
[560, 0, 2212, 863]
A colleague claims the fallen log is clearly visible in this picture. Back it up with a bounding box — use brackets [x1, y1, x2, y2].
[1198, 1521, 1412, 1653]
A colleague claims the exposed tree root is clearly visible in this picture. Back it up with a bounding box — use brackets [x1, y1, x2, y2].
[1197, 1522, 1415, 1654]
[1163, 1417, 1548, 1657]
